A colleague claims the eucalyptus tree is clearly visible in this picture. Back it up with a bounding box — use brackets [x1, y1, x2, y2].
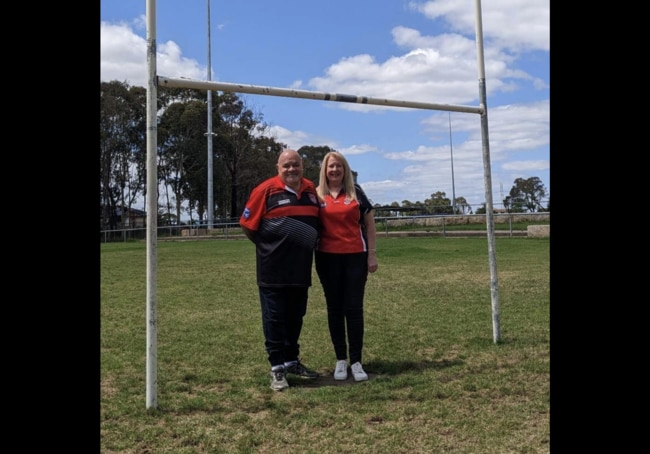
[157, 98, 207, 224]
[212, 92, 280, 220]
[424, 191, 453, 214]
[506, 177, 547, 213]
[381, 200, 427, 216]
[454, 196, 472, 214]
[100, 80, 147, 229]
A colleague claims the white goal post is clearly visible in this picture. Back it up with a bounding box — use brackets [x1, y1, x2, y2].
[143, 0, 500, 410]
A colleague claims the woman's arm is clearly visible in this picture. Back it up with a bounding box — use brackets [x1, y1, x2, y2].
[364, 210, 378, 273]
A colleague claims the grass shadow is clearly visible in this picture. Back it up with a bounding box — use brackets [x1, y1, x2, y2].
[289, 358, 464, 388]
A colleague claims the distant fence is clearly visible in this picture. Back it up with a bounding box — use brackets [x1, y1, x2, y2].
[99, 220, 242, 243]
[100, 212, 550, 243]
[374, 212, 550, 235]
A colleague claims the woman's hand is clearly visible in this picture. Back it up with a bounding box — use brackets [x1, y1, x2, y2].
[368, 252, 378, 273]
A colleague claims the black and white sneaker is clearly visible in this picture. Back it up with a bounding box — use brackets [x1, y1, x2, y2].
[270, 367, 289, 391]
[285, 361, 319, 379]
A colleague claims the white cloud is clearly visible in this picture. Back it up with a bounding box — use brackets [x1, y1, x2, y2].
[100, 21, 206, 87]
[409, 0, 549, 52]
[307, 22, 544, 113]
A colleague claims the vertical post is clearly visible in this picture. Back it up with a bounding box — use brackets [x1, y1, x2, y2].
[206, 0, 214, 228]
[474, 0, 501, 343]
[448, 112, 456, 214]
[145, 0, 158, 409]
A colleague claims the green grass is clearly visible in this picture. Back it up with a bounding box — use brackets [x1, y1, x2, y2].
[101, 236, 549, 453]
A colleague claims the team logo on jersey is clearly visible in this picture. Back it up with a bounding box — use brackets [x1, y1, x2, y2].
[243, 207, 250, 219]
[309, 194, 318, 205]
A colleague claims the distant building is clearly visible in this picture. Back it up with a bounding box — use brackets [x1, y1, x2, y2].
[101, 205, 146, 229]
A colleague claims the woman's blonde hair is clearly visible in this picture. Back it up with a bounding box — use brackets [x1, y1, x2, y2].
[317, 151, 357, 202]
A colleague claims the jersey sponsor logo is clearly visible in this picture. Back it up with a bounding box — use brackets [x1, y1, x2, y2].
[278, 199, 291, 205]
[243, 207, 250, 219]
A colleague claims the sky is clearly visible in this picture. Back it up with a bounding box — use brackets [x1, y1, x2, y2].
[100, 0, 549, 211]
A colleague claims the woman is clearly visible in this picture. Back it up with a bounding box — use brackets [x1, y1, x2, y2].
[315, 151, 378, 381]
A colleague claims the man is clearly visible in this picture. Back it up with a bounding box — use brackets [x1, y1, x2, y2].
[239, 149, 321, 391]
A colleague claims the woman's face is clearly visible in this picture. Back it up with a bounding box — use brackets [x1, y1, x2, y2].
[326, 157, 344, 186]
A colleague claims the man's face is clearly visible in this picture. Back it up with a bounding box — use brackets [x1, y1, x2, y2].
[277, 151, 303, 190]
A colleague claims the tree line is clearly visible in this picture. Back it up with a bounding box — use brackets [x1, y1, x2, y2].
[100, 80, 548, 229]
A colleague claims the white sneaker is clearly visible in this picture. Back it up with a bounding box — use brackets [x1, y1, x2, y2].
[334, 360, 348, 380]
[351, 362, 368, 382]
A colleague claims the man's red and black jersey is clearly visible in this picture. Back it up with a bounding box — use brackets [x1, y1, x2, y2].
[240, 176, 320, 287]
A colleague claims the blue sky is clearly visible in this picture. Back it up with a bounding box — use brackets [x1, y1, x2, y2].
[100, 0, 549, 210]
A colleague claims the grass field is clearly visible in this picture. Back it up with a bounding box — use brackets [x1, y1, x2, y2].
[100, 236, 550, 453]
